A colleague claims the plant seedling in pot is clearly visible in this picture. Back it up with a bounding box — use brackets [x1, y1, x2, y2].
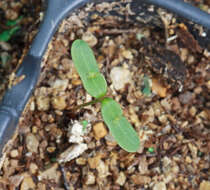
[71, 39, 140, 152]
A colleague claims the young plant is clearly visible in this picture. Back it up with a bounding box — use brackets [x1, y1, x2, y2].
[71, 39, 140, 152]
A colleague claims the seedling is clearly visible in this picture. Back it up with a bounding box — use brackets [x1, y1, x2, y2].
[81, 120, 88, 132]
[0, 16, 22, 42]
[0, 26, 20, 42]
[148, 147, 155, 153]
[71, 40, 140, 152]
[142, 75, 151, 96]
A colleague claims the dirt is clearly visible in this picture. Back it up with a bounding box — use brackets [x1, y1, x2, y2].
[0, 0, 210, 190]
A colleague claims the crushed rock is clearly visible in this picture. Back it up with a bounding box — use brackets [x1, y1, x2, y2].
[68, 121, 85, 143]
[85, 171, 96, 185]
[82, 31, 98, 47]
[131, 174, 151, 185]
[20, 176, 36, 190]
[58, 144, 88, 163]
[199, 181, 210, 190]
[115, 171, 126, 186]
[26, 133, 39, 153]
[153, 182, 167, 190]
[38, 163, 61, 183]
[110, 67, 133, 91]
[93, 122, 108, 140]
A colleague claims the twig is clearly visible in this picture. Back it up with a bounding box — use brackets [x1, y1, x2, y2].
[59, 164, 70, 190]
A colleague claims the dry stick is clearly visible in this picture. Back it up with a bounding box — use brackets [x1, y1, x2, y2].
[59, 164, 71, 190]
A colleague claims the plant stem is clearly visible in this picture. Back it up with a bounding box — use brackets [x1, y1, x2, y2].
[73, 96, 106, 111]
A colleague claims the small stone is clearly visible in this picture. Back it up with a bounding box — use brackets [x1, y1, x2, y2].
[51, 96, 66, 110]
[96, 160, 110, 179]
[38, 163, 61, 183]
[153, 182, 167, 190]
[102, 40, 116, 59]
[58, 144, 87, 163]
[82, 31, 98, 47]
[185, 156, 192, 164]
[32, 126, 38, 134]
[37, 183, 46, 190]
[131, 174, 151, 185]
[179, 91, 194, 104]
[51, 79, 68, 91]
[199, 181, 210, 190]
[26, 133, 39, 153]
[47, 147, 56, 153]
[88, 154, 101, 169]
[5, 9, 18, 20]
[0, 42, 12, 51]
[115, 172, 126, 186]
[161, 99, 171, 111]
[10, 159, 19, 168]
[20, 176, 36, 190]
[122, 49, 133, 60]
[152, 78, 167, 98]
[9, 174, 24, 188]
[138, 156, 149, 174]
[29, 163, 38, 174]
[10, 149, 19, 158]
[93, 122, 108, 140]
[68, 122, 84, 143]
[171, 97, 181, 111]
[76, 157, 87, 165]
[36, 96, 50, 111]
[110, 67, 132, 91]
[189, 106, 197, 117]
[71, 79, 82, 85]
[85, 171, 95, 185]
[158, 114, 168, 124]
[180, 48, 188, 62]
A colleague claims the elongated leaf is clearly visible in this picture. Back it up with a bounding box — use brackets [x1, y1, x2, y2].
[0, 26, 20, 42]
[6, 16, 23, 27]
[142, 76, 151, 96]
[83, 72, 107, 98]
[71, 40, 107, 98]
[101, 98, 140, 152]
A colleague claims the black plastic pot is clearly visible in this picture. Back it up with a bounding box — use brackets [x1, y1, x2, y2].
[0, 0, 209, 156]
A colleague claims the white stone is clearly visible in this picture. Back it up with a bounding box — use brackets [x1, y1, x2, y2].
[153, 182, 167, 190]
[51, 79, 68, 91]
[26, 133, 39, 153]
[68, 122, 84, 143]
[58, 143, 88, 163]
[110, 67, 132, 91]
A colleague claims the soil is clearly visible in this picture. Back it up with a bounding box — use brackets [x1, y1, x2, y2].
[0, 0, 210, 190]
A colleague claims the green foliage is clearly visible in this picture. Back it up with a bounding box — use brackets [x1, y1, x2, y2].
[101, 98, 140, 152]
[0, 26, 20, 42]
[0, 16, 23, 42]
[71, 39, 140, 152]
[6, 16, 23, 27]
[142, 75, 151, 96]
[81, 120, 88, 131]
[148, 147, 154, 153]
[71, 40, 107, 98]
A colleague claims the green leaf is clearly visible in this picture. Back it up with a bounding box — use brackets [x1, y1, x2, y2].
[0, 26, 20, 42]
[101, 98, 140, 152]
[148, 147, 154, 153]
[81, 120, 88, 131]
[0, 52, 11, 67]
[6, 16, 23, 27]
[142, 76, 151, 96]
[71, 39, 107, 98]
